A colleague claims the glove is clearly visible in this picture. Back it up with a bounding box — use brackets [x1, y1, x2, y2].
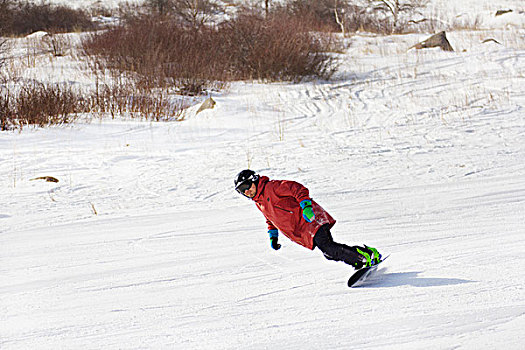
[300, 199, 315, 223]
[269, 229, 281, 250]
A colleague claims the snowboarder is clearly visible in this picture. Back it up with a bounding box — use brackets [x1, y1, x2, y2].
[234, 169, 382, 270]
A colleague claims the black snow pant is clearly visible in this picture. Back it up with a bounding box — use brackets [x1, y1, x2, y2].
[313, 224, 369, 268]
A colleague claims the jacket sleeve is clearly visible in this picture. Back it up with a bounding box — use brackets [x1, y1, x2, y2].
[273, 180, 311, 203]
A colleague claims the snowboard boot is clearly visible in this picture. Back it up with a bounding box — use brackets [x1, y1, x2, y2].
[329, 246, 367, 270]
[365, 245, 382, 265]
[356, 246, 382, 267]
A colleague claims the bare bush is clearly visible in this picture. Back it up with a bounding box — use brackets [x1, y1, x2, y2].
[87, 81, 187, 121]
[223, 12, 336, 81]
[285, 0, 342, 32]
[0, 0, 93, 36]
[0, 83, 86, 129]
[0, 79, 188, 130]
[283, 0, 395, 35]
[172, 0, 224, 29]
[82, 12, 336, 95]
[285, 0, 428, 35]
[15, 83, 85, 127]
[141, 0, 223, 28]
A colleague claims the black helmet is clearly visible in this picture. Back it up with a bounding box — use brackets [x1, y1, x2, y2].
[234, 169, 259, 195]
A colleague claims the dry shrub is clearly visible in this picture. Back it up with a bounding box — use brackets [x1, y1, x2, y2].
[0, 80, 188, 130]
[1, 83, 85, 129]
[82, 12, 336, 94]
[15, 83, 84, 127]
[222, 13, 336, 81]
[0, 0, 93, 36]
[283, 0, 341, 32]
[284, 0, 394, 35]
[87, 81, 187, 121]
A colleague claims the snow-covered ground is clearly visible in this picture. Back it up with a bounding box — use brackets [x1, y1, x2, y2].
[1, 1, 525, 349]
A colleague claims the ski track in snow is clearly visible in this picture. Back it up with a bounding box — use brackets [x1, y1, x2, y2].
[1, 4, 525, 350]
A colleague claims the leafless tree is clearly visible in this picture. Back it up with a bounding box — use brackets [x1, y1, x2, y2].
[172, 0, 223, 29]
[365, 0, 428, 33]
[144, 0, 223, 28]
[333, 0, 347, 36]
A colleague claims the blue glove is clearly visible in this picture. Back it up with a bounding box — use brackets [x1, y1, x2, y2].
[269, 229, 281, 250]
[300, 199, 315, 223]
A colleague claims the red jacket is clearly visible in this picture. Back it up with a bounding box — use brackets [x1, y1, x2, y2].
[252, 176, 336, 250]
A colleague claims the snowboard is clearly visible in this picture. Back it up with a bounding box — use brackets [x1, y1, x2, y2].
[347, 255, 389, 288]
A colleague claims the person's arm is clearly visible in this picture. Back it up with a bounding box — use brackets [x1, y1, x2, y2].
[273, 180, 310, 203]
[274, 180, 315, 222]
[265, 219, 281, 250]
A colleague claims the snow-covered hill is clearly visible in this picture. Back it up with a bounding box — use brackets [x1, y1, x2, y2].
[1, 1, 524, 349]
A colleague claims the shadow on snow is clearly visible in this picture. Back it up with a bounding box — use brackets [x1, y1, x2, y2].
[359, 270, 474, 288]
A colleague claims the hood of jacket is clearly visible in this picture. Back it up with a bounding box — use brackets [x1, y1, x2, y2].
[252, 175, 269, 201]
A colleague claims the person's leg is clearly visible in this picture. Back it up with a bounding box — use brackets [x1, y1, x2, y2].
[313, 225, 366, 269]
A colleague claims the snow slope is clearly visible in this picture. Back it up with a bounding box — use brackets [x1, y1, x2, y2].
[1, 3, 525, 350]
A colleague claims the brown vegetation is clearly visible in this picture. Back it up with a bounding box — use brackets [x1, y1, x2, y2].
[0, 80, 188, 130]
[0, 83, 84, 130]
[82, 11, 337, 95]
[0, 0, 93, 36]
